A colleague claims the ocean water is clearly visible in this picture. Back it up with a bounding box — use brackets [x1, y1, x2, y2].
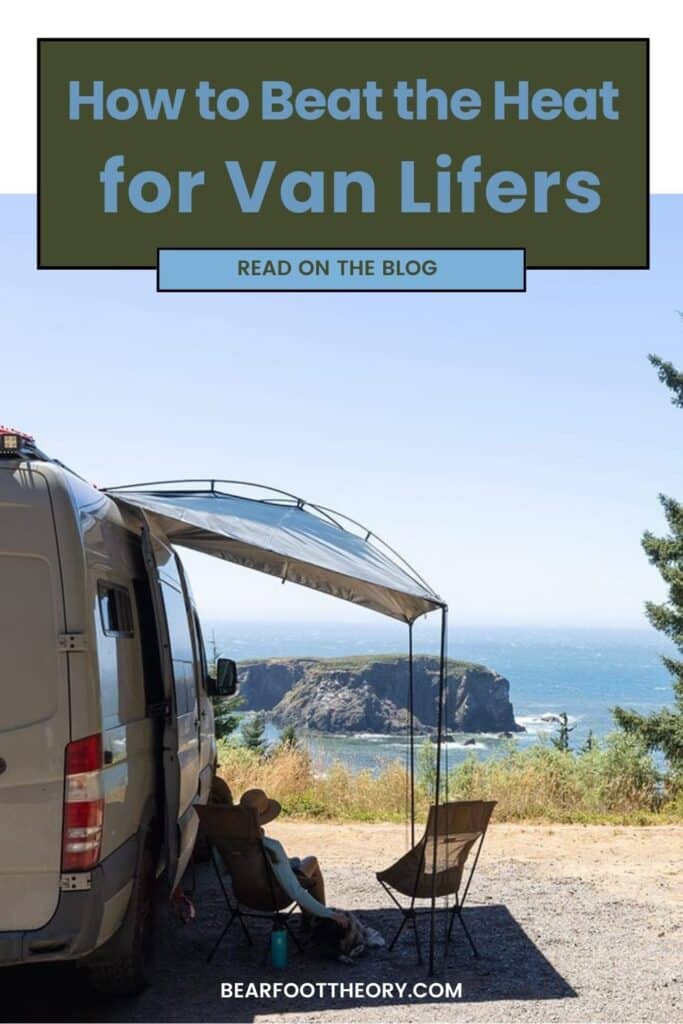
[208, 621, 676, 773]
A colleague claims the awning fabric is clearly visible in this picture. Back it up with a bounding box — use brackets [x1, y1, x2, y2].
[108, 488, 444, 623]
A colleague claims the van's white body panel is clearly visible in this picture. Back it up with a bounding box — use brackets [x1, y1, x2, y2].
[0, 467, 69, 930]
[0, 460, 216, 963]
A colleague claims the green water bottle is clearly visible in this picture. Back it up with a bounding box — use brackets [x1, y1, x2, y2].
[271, 926, 287, 969]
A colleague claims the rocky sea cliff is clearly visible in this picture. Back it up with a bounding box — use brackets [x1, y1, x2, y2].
[236, 654, 524, 735]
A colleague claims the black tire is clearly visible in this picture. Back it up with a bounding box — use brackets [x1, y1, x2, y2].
[86, 848, 156, 997]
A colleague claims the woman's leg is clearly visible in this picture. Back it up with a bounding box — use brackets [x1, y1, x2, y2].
[297, 855, 326, 905]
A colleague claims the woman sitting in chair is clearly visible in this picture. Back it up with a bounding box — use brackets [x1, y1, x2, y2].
[237, 788, 348, 930]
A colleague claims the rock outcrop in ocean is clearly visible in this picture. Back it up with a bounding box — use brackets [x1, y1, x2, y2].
[236, 655, 524, 735]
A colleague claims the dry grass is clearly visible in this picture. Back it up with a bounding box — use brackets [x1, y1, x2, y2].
[217, 742, 315, 805]
[216, 734, 683, 825]
[217, 741, 420, 821]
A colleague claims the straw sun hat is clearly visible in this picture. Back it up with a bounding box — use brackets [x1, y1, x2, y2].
[239, 788, 281, 825]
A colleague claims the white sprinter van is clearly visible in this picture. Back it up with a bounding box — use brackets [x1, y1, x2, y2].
[0, 430, 234, 993]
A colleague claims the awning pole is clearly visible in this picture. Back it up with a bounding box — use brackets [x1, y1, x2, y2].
[408, 620, 415, 849]
[429, 604, 448, 976]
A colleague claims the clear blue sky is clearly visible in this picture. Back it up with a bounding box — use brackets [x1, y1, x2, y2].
[1, 195, 681, 627]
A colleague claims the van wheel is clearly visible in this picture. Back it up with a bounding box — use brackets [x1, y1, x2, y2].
[86, 848, 155, 997]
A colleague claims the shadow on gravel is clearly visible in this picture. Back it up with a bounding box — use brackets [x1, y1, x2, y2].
[3, 865, 576, 1022]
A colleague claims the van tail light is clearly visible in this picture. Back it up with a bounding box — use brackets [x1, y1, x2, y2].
[62, 734, 104, 872]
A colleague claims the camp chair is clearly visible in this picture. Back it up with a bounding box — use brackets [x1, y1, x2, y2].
[376, 799, 496, 963]
[196, 804, 304, 963]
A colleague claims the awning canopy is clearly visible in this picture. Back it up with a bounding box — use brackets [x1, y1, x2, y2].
[107, 482, 444, 623]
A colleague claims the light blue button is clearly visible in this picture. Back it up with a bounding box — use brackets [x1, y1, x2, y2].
[157, 248, 525, 292]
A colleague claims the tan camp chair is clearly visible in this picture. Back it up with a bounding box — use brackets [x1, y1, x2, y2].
[196, 804, 303, 962]
[376, 800, 496, 963]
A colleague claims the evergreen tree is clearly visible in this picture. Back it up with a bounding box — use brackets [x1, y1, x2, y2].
[207, 630, 243, 741]
[614, 352, 683, 776]
[581, 729, 596, 754]
[214, 695, 243, 741]
[278, 723, 300, 749]
[550, 712, 575, 752]
[241, 711, 268, 754]
[208, 630, 218, 673]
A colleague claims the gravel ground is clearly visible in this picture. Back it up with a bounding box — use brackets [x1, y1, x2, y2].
[3, 827, 682, 1024]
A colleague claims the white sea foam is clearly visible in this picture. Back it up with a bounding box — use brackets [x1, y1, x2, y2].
[517, 712, 580, 730]
[350, 732, 397, 741]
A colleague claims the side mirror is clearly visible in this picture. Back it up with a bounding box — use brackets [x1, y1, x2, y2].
[210, 657, 238, 697]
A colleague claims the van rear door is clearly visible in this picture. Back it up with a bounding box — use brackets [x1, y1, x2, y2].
[0, 467, 70, 931]
[140, 522, 200, 892]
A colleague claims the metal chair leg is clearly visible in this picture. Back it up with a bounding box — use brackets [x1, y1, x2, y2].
[210, 845, 231, 904]
[207, 913, 235, 963]
[388, 911, 410, 951]
[412, 913, 423, 965]
[283, 916, 304, 953]
[447, 903, 457, 942]
[388, 908, 423, 964]
[207, 845, 255, 957]
[455, 909, 479, 958]
[234, 907, 253, 947]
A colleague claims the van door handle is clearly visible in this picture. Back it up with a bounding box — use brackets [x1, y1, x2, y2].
[147, 699, 171, 719]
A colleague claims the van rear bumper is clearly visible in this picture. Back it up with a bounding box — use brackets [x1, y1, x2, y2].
[0, 835, 137, 966]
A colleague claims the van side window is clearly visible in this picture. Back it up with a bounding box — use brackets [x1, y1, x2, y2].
[98, 581, 134, 637]
[94, 579, 143, 728]
[133, 577, 165, 709]
[193, 612, 209, 692]
[160, 581, 197, 716]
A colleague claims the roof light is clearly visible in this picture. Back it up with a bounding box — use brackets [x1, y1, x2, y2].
[0, 426, 37, 458]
